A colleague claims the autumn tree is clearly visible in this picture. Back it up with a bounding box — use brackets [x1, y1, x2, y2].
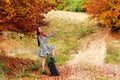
[86, 0, 120, 32]
[0, 0, 61, 35]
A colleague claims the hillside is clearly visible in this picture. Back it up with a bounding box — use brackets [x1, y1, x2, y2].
[0, 11, 120, 80]
[68, 29, 120, 80]
[0, 34, 20, 54]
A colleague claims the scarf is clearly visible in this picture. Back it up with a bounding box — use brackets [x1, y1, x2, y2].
[40, 32, 47, 37]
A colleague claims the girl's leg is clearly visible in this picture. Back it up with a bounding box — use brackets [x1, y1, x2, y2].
[42, 57, 46, 72]
[50, 47, 56, 62]
[51, 47, 56, 58]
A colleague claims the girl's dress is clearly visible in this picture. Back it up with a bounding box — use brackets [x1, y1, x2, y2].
[38, 31, 56, 57]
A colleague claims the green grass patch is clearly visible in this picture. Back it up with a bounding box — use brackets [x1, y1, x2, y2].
[0, 62, 7, 80]
[97, 76, 109, 80]
[105, 39, 120, 66]
[0, 63, 4, 77]
[105, 52, 120, 65]
[57, 0, 86, 12]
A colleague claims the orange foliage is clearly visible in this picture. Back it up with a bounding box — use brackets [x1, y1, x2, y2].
[0, 55, 33, 77]
[0, 0, 59, 35]
[86, 0, 120, 31]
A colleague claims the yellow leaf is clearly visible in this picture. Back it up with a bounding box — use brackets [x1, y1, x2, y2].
[6, 0, 9, 3]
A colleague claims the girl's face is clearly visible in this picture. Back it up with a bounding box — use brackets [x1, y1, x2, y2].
[38, 27, 43, 33]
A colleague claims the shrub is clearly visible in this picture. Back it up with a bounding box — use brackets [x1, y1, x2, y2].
[86, 0, 120, 32]
[0, 0, 59, 35]
[57, 0, 86, 12]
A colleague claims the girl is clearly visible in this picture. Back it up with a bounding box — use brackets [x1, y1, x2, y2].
[37, 27, 57, 75]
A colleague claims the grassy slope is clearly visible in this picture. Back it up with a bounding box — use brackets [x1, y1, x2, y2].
[43, 10, 99, 65]
[1, 10, 120, 79]
[0, 10, 99, 79]
[6, 10, 99, 65]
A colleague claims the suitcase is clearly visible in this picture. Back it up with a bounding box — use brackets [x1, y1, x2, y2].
[47, 56, 59, 76]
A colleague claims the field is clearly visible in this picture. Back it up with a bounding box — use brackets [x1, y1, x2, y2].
[0, 10, 120, 80]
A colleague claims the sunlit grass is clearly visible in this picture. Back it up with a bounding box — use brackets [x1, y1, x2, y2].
[57, 0, 86, 12]
[105, 38, 120, 66]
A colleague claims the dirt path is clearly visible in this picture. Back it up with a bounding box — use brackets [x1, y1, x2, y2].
[39, 28, 120, 80]
[68, 29, 120, 80]
[41, 11, 120, 80]
[69, 29, 109, 65]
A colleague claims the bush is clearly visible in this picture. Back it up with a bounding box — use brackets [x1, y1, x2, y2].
[57, 0, 86, 12]
[0, 0, 58, 35]
[57, 5, 64, 10]
[86, 0, 120, 32]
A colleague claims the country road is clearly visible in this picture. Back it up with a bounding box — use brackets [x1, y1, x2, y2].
[43, 11, 120, 80]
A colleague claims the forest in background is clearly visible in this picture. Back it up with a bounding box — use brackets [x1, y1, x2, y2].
[0, 0, 120, 34]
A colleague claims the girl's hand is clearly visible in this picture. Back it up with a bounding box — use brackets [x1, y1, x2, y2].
[55, 29, 58, 32]
[46, 51, 49, 55]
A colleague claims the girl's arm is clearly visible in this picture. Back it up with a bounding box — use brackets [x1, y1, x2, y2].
[46, 31, 57, 38]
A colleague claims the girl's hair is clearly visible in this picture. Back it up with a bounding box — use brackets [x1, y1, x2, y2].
[37, 27, 40, 46]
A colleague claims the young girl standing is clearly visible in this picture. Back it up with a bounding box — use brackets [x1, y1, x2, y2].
[37, 27, 57, 75]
